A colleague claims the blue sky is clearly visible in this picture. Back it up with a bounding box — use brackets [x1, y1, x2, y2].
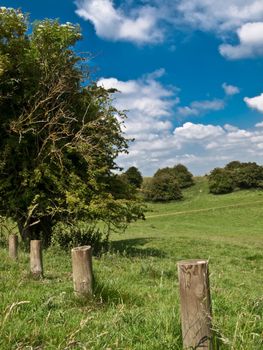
[3, 0, 263, 175]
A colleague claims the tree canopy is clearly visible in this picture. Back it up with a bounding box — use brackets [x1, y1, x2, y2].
[124, 166, 143, 188]
[154, 164, 194, 188]
[0, 8, 144, 245]
[209, 161, 263, 194]
[143, 173, 182, 202]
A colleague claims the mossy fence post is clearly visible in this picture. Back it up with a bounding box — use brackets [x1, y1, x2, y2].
[30, 240, 43, 277]
[177, 259, 213, 349]
[9, 234, 18, 260]
[71, 245, 93, 298]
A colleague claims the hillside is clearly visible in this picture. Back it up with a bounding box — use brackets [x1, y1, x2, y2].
[1, 177, 263, 349]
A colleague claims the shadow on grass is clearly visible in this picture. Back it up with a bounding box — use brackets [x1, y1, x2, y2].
[71, 278, 143, 307]
[110, 237, 166, 258]
[93, 278, 143, 306]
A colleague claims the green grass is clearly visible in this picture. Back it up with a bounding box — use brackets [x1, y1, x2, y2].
[1, 177, 263, 349]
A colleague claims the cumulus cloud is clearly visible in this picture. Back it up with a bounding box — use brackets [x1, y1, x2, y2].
[222, 82, 240, 95]
[244, 93, 263, 113]
[177, 99, 225, 117]
[97, 73, 263, 175]
[121, 121, 263, 175]
[220, 22, 263, 59]
[174, 122, 225, 140]
[75, 0, 163, 44]
[75, 0, 263, 58]
[173, 0, 263, 32]
[97, 70, 179, 140]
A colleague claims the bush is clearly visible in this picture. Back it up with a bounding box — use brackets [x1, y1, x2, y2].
[209, 161, 263, 194]
[209, 168, 235, 194]
[125, 166, 143, 188]
[143, 174, 182, 202]
[154, 164, 194, 188]
[52, 222, 109, 256]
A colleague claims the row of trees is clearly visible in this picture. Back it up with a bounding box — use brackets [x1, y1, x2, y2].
[208, 161, 263, 194]
[120, 164, 194, 202]
[123, 160, 263, 200]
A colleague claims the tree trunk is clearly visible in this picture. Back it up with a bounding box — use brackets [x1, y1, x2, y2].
[17, 215, 53, 248]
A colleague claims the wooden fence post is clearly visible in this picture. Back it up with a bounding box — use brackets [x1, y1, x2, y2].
[71, 245, 93, 297]
[177, 259, 213, 349]
[9, 234, 18, 260]
[30, 240, 43, 277]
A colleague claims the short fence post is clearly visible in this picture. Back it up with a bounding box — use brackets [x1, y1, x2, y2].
[177, 259, 213, 349]
[71, 246, 93, 297]
[9, 234, 18, 260]
[30, 240, 43, 278]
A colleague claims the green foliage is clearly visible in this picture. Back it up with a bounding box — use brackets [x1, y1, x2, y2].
[209, 161, 263, 194]
[208, 168, 235, 194]
[154, 164, 194, 188]
[143, 174, 183, 202]
[125, 166, 143, 188]
[0, 8, 144, 245]
[51, 221, 109, 255]
[143, 164, 193, 202]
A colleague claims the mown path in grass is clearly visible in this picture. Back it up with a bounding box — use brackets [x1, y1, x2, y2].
[146, 199, 263, 218]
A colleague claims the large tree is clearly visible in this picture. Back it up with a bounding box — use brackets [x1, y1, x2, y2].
[0, 8, 144, 246]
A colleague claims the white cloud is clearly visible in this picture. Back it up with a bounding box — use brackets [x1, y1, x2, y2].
[222, 82, 240, 95]
[220, 22, 263, 59]
[75, 0, 263, 58]
[75, 0, 163, 44]
[174, 122, 224, 140]
[97, 73, 263, 175]
[224, 124, 239, 132]
[244, 93, 263, 113]
[255, 121, 263, 127]
[97, 70, 179, 140]
[177, 99, 225, 117]
[121, 121, 263, 175]
[174, 0, 263, 33]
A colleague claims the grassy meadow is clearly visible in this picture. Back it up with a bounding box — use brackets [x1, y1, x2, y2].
[1, 177, 263, 349]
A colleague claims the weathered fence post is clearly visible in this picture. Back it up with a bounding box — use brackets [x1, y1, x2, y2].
[9, 234, 18, 260]
[30, 240, 43, 277]
[71, 245, 93, 297]
[177, 259, 213, 349]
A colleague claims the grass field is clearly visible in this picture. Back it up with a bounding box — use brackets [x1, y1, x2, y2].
[1, 177, 263, 349]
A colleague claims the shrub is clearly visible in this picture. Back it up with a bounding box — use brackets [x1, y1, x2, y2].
[233, 162, 263, 189]
[173, 164, 194, 188]
[52, 222, 109, 256]
[154, 164, 194, 189]
[209, 168, 235, 194]
[125, 166, 143, 188]
[209, 161, 263, 194]
[144, 174, 182, 202]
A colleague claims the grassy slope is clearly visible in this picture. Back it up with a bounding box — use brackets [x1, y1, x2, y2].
[1, 177, 263, 349]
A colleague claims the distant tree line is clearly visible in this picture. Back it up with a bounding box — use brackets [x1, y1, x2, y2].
[121, 160, 263, 203]
[208, 161, 263, 194]
[119, 164, 194, 202]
